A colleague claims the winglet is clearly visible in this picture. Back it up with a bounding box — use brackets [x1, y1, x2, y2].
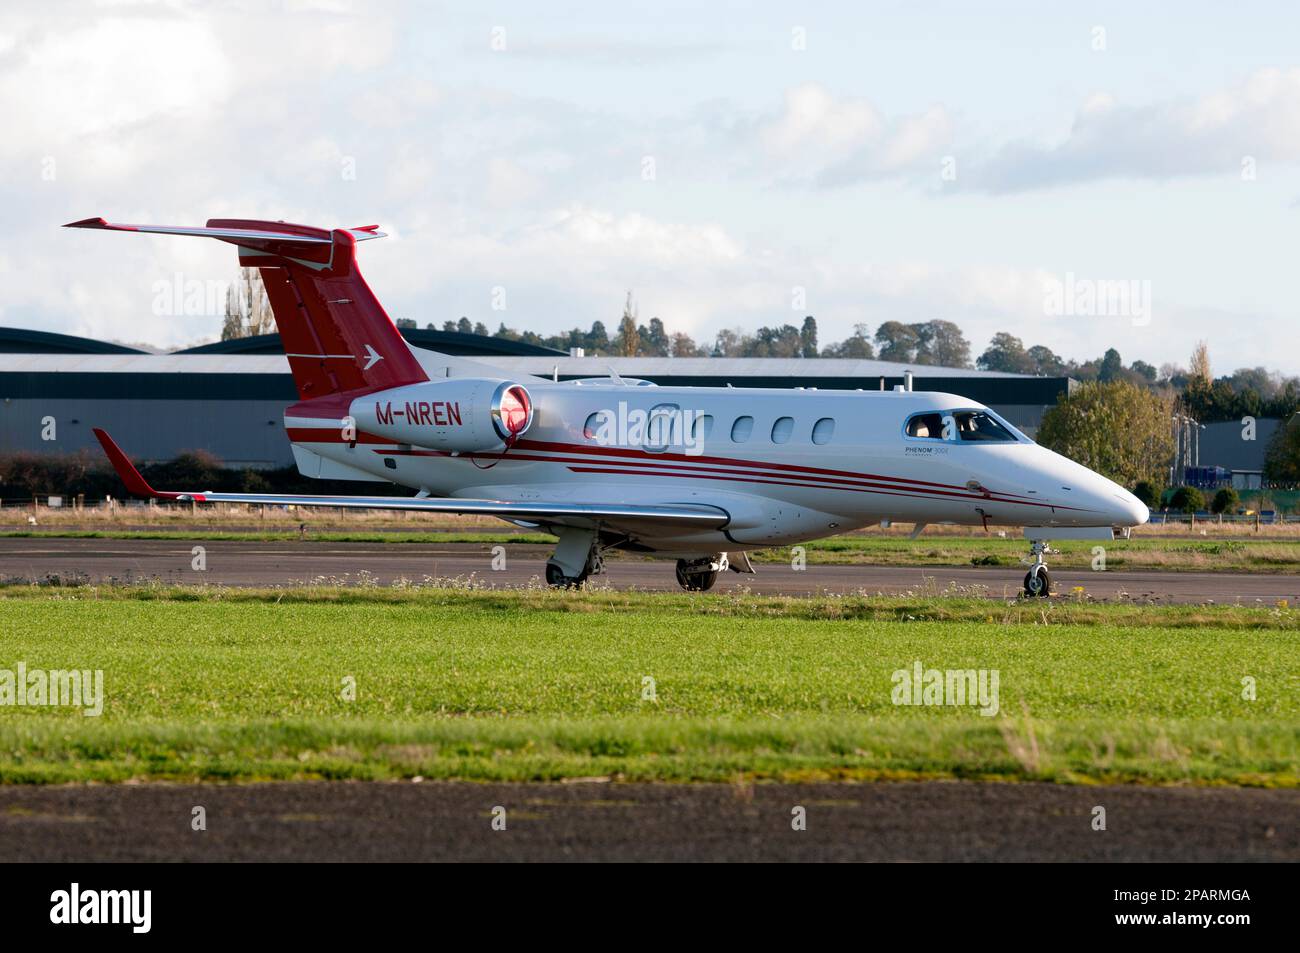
[92, 428, 182, 500]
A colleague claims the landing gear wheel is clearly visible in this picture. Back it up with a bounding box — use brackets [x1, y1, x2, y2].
[1023, 566, 1052, 598]
[545, 561, 588, 589]
[675, 561, 719, 592]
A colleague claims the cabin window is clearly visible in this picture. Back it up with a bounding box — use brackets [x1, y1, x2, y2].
[645, 403, 680, 452]
[692, 414, 714, 443]
[811, 417, 835, 445]
[771, 416, 794, 443]
[905, 413, 945, 439]
[583, 411, 604, 439]
[730, 415, 754, 443]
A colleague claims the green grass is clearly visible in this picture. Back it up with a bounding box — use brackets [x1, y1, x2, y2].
[0, 585, 1294, 785]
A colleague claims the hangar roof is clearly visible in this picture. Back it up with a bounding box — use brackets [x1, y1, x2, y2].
[0, 326, 147, 354]
[0, 352, 1042, 379]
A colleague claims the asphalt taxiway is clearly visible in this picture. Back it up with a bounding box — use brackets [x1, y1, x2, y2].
[2, 537, 1298, 603]
[1, 780, 1294, 862]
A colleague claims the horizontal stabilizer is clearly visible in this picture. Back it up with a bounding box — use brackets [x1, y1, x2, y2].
[64, 217, 386, 267]
[68, 215, 425, 397]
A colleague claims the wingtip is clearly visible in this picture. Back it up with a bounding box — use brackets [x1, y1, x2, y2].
[63, 217, 110, 229]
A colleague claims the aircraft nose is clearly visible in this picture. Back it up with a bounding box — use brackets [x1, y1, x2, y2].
[1109, 487, 1149, 527]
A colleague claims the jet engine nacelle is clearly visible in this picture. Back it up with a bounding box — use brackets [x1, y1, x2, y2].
[351, 378, 534, 452]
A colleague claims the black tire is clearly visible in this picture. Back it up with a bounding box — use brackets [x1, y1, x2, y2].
[545, 562, 587, 589]
[675, 561, 718, 592]
[1023, 567, 1052, 598]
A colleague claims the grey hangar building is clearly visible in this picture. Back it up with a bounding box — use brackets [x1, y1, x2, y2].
[0, 326, 1074, 469]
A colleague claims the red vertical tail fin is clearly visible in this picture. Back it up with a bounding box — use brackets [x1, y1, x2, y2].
[64, 216, 428, 398]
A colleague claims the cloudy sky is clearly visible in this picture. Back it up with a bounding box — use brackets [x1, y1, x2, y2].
[3, 0, 1300, 373]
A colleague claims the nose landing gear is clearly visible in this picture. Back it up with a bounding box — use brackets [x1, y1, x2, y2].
[1022, 539, 1053, 597]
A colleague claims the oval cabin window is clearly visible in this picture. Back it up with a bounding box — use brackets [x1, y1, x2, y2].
[771, 416, 794, 443]
[730, 416, 754, 443]
[812, 417, 835, 445]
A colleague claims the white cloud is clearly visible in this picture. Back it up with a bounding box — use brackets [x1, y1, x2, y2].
[972, 68, 1300, 192]
[0, 14, 231, 162]
[757, 83, 954, 185]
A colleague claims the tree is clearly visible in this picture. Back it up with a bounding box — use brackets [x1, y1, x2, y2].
[821, 324, 875, 359]
[1132, 480, 1159, 507]
[1211, 487, 1240, 515]
[1264, 415, 1300, 483]
[584, 320, 610, 355]
[799, 316, 818, 358]
[748, 324, 803, 357]
[457, 317, 473, 334]
[1026, 345, 1065, 376]
[1097, 348, 1124, 383]
[874, 321, 921, 362]
[639, 317, 669, 356]
[1169, 486, 1206, 514]
[1158, 363, 1188, 388]
[615, 292, 639, 356]
[1130, 360, 1157, 383]
[913, 320, 970, 368]
[1189, 341, 1212, 389]
[221, 268, 272, 340]
[977, 332, 1034, 373]
[712, 328, 744, 357]
[670, 332, 703, 357]
[1036, 380, 1176, 488]
[394, 318, 416, 329]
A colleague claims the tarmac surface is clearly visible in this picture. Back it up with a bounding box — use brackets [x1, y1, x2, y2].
[3, 537, 1300, 602]
[1, 780, 1295, 862]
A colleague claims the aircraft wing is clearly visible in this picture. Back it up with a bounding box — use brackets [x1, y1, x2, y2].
[93, 429, 728, 528]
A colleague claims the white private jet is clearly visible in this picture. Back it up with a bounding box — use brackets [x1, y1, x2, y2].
[69, 216, 1148, 596]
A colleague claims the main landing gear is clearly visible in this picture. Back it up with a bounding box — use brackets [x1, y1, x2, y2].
[544, 560, 595, 588]
[542, 530, 748, 593]
[1022, 539, 1053, 598]
[675, 554, 729, 592]
[544, 526, 605, 589]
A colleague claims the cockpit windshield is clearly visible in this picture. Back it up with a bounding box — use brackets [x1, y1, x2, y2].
[905, 410, 1021, 443]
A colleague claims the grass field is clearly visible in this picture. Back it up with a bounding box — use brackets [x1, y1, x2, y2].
[0, 585, 1294, 786]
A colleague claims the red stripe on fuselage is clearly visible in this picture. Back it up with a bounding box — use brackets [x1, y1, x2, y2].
[511, 438, 998, 493]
